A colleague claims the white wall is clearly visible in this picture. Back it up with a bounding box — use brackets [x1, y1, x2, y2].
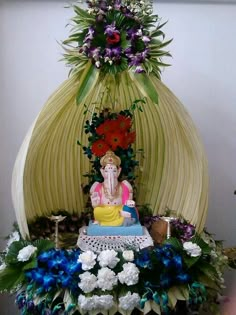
[0, 0, 236, 313]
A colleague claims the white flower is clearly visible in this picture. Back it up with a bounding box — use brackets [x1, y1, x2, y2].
[17, 245, 37, 262]
[0, 263, 6, 271]
[78, 272, 97, 293]
[78, 294, 114, 311]
[78, 250, 97, 271]
[95, 61, 101, 68]
[122, 250, 134, 262]
[94, 294, 114, 310]
[183, 242, 202, 257]
[78, 295, 96, 311]
[6, 231, 20, 249]
[97, 267, 117, 291]
[118, 262, 139, 286]
[98, 249, 120, 268]
[119, 291, 140, 311]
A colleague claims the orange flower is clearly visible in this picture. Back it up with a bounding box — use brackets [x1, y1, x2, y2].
[96, 120, 117, 136]
[105, 131, 124, 150]
[91, 139, 110, 157]
[116, 115, 132, 131]
[123, 131, 136, 148]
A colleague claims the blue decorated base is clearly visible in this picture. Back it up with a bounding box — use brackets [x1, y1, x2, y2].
[87, 221, 143, 236]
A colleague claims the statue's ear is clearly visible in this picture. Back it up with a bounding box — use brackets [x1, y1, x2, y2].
[117, 167, 122, 177]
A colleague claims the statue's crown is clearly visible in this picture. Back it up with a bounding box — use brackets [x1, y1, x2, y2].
[100, 150, 121, 167]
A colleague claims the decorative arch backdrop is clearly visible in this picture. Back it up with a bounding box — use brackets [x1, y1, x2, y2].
[0, 1, 236, 313]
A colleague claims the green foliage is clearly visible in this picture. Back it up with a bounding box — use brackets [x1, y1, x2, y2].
[164, 237, 182, 251]
[0, 239, 54, 293]
[76, 62, 99, 105]
[0, 266, 25, 292]
[129, 71, 159, 104]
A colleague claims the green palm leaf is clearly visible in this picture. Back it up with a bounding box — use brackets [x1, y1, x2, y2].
[73, 5, 95, 23]
[128, 71, 159, 104]
[76, 63, 99, 105]
[0, 266, 25, 292]
[33, 239, 54, 253]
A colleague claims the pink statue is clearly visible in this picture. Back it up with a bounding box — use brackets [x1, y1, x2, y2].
[90, 151, 138, 226]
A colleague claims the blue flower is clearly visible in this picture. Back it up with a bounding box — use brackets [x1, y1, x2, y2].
[135, 249, 152, 269]
[65, 261, 81, 274]
[160, 273, 172, 288]
[43, 274, 56, 291]
[60, 275, 73, 288]
[176, 273, 190, 284]
[38, 249, 56, 262]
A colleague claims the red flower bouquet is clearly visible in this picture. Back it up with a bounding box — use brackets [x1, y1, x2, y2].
[92, 113, 135, 156]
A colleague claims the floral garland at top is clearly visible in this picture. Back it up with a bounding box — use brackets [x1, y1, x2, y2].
[63, 0, 171, 76]
[63, 0, 172, 104]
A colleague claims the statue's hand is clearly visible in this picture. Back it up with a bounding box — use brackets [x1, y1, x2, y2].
[120, 210, 131, 218]
[126, 199, 135, 207]
[91, 192, 100, 207]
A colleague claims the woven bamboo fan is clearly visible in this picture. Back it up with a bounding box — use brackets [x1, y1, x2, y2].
[12, 72, 208, 238]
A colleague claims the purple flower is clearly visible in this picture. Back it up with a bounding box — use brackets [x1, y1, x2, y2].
[127, 28, 139, 41]
[105, 22, 119, 36]
[84, 27, 95, 43]
[98, 1, 108, 11]
[142, 35, 151, 44]
[171, 219, 195, 242]
[141, 49, 149, 59]
[88, 47, 101, 61]
[105, 47, 122, 58]
[134, 66, 145, 73]
[128, 53, 144, 67]
[124, 47, 133, 55]
[114, 0, 121, 10]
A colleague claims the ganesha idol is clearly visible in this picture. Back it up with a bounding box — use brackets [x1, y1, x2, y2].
[87, 151, 143, 236]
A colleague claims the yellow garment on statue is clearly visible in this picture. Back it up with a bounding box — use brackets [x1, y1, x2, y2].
[94, 205, 124, 226]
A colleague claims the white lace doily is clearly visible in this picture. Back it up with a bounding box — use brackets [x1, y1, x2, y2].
[77, 226, 153, 252]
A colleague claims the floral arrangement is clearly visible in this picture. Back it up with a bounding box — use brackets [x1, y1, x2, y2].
[63, 0, 171, 104]
[63, 0, 171, 76]
[79, 101, 144, 191]
[0, 216, 230, 315]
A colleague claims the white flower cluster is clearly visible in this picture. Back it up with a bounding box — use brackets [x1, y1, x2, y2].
[79, 272, 97, 293]
[118, 262, 140, 285]
[17, 245, 37, 262]
[78, 249, 121, 271]
[97, 267, 118, 291]
[119, 291, 140, 311]
[183, 242, 202, 257]
[78, 250, 97, 270]
[122, 250, 134, 262]
[97, 249, 120, 268]
[78, 294, 114, 311]
[77, 250, 139, 294]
